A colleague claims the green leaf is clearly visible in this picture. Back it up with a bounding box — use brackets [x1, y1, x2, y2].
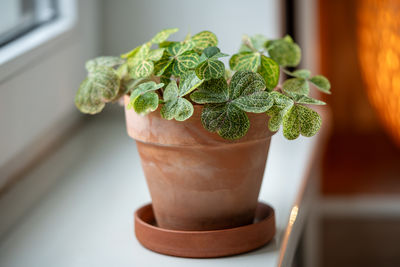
[75, 66, 120, 114]
[288, 93, 326, 105]
[191, 31, 218, 54]
[129, 60, 154, 79]
[239, 34, 268, 52]
[127, 81, 164, 114]
[150, 28, 179, 44]
[121, 46, 141, 59]
[229, 71, 265, 99]
[160, 80, 194, 121]
[231, 91, 273, 113]
[202, 46, 229, 59]
[171, 51, 200, 76]
[167, 41, 194, 56]
[85, 56, 124, 72]
[195, 59, 225, 80]
[229, 52, 260, 72]
[282, 104, 322, 140]
[153, 52, 173, 76]
[201, 103, 249, 140]
[147, 48, 165, 61]
[284, 69, 311, 79]
[258, 55, 280, 91]
[190, 77, 229, 104]
[267, 37, 301, 67]
[266, 92, 294, 131]
[179, 70, 204, 96]
[282, 78, 309, 95]
[309, 75, 331, 94]
[197, 71, 269, 140]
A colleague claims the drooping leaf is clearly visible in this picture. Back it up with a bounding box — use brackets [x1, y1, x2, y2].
[309, 75, 331, 94]
[282, 104, 321, 140]
[229, 52, 260, 72]
[160, 80, 194, 121]
[266, 36, 301, 67]
[75, 66, 120, 114]
[127, 81, 164, 115]
[191, 31, 218, 54]
[266, 91, 294, 131]
[284, 69, 311, 79]
[85, 56, 124, 72]
[258, 55, 280, 91]
[282, 78, 310, 95]
[287, 92, 326, 105]
[150, 28, 179, 44]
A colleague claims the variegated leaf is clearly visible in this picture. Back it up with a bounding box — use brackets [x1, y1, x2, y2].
[231, 91, 273, 113]
[191, 31, 218, 53]
[147, 48, 165, 61]
[171, 51, 200, 76]
[190, 77, 229, 104]
[179, 70, 204, 96]
[167, 41, 194, 56]
[150, 28, 179, 44]
[282, 78, 310, 95]
[266, 91, 294, 131]
[258, 55, 280, 91]
[201, 103, 249, 140]
[195, 59, 225, 80]
[229, 52, 260, 72]
[282, 104, 321, 140]
[129, 60, 154, 79]
[266, 36, 301, 67]
[287, 92, 326, 105]
[153, 52, 173, 76]
[229, 71, 265, 99]
[309, 75, 331, 94]
[239, 34, 268, 52]
[75, 66, 120, 114]
[127, 81, 164, 115]
[160, 80, 194, 121]
[85, 56, 124, 72]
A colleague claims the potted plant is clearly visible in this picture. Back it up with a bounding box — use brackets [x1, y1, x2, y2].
[74, 28, 330, 256]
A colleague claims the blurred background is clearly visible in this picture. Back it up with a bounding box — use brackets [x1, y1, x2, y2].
[0, 0, 400, 266]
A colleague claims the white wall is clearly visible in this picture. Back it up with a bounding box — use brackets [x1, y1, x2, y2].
[102, 0, 282, 57]
[0, 0, 101, 187]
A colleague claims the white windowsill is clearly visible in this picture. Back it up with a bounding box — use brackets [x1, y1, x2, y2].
[0, 108, 326, 267]
[0, 0, 77, 83]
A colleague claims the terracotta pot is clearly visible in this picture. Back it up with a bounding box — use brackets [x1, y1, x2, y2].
[124, 96, 275, 231]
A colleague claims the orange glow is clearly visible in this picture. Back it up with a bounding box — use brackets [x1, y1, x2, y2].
[357, 0, 400, 146]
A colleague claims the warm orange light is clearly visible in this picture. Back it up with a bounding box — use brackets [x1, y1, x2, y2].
[357, 0, 400, 146]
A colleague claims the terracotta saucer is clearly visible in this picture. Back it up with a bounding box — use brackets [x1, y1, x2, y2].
[134, 202, 276, 258]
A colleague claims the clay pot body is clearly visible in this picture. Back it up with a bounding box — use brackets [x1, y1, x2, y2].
[124, 96, 274, 231]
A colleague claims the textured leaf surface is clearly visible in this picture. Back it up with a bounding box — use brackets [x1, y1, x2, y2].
[171, 51, 200, 76]
[129, 60, 154, 79]
[266, 92, 294, 131]
[258, 55, 279, 90]
[153, 52, 173, 76]
[201, 103, 250, 140]
[282, 104, 321, 140]
[127, 81, 164, 114]
[282, 78, 309, 95]
[147, 48, 165, 61]
[195, 59, 225, 80]
[191, 31, 218, 53]
[309, 75, 331, 94]
[288, 93, 326, 105]
[179, 71, 204, 96]
[190, 78, 229, 104]
[267, 37, 301, 67]
[160, 81, 194, 121]
[151, 28, 179, 44]
[197, 71, 271, 140]
[85, 56, 124, 72]
[229, 52, 260, 72]
[75, 66, 120, 114]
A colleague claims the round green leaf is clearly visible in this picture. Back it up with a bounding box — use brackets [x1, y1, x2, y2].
[267, 39, 301, 67]
[309, 75, 331, 94]
[258, 55, 280, 91]
[191, 31, 218, 53]
[229, 52, 260, 72]
[195, 59, 225, 80]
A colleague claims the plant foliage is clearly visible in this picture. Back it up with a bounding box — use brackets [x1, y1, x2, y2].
[75, 28, 331, 140]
